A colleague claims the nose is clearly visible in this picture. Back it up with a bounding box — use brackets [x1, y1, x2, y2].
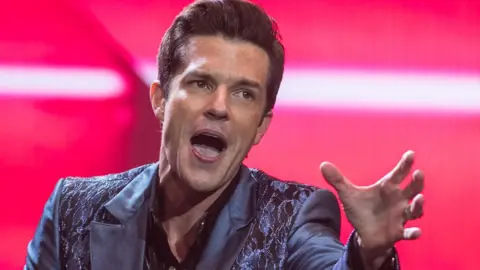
[204, 86, 230, 121]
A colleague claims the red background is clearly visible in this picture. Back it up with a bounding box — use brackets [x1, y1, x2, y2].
[1, 0, 479, 269]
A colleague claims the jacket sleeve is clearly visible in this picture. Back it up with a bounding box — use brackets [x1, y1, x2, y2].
[286, 189, 399, 270]
[25, 180, 64, 270]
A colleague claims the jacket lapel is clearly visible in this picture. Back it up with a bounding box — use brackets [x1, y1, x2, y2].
[196, 166, 258, 270]
[89, 163, 158, 270]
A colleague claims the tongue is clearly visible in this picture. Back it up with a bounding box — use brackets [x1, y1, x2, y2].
[192, 144, 221, 159]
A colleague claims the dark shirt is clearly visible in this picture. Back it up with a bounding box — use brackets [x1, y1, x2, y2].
[145, 175, 239, 270]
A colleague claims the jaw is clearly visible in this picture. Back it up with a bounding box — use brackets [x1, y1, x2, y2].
[176, 141, 243, 192]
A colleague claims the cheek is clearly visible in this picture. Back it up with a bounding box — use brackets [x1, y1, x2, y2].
[235, 117, 262, 145]
[162, 92, 199, 144]
[174, 88, 188, 100]
[164, 91, 189, 121]
[173, 88, 204, 114]
[162, 101, 184, 142]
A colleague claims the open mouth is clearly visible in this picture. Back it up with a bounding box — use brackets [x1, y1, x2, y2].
[190, 131, 227, 162]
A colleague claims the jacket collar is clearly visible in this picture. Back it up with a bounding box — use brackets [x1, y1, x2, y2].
[104, 163, 158, 225]
[95, 163, 258, 270]
[226, 165, 257, 230]
[103, 163, 257, 229]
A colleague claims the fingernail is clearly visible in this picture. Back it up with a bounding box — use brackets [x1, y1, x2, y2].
[403, 150, 414, 159]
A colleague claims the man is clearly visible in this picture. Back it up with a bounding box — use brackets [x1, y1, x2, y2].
[25, 0, 425, 269]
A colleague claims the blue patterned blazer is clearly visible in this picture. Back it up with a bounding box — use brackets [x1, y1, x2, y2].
[25, 163, 399, 270]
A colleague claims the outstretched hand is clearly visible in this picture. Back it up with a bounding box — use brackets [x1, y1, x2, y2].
[320, 150, 425, 260]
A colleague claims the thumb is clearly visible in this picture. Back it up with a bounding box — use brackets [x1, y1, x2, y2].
[320, 162, 353, 193]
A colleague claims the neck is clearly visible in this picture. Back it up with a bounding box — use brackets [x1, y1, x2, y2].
[156, 147, 231, 230]
[156, 148, 233, 261]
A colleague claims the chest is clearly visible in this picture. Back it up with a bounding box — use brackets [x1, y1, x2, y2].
[60, 209, 295, 270]
[59, 178, 310, 270]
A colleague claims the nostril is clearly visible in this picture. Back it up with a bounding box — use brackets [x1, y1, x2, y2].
[204, 108, 229, 120]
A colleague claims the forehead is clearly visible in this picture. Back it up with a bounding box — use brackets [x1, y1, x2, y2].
[179, 35, 270, 87]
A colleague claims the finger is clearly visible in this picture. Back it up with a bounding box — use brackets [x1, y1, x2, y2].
[320, 162, 354, 193]
[386, 150, 415, 185]
[409, 194, 425, 220]
[402, 170, 425, 200]
[403, 227, 422, 240]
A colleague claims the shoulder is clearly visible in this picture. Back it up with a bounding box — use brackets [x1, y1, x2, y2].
[59, 164, 151, 203]
[248, 169, 341, 240]
[56, 164, 153, 223]
[249, 168, 339, 212]
[60, 164, 151, 199]
[249, 168, 328, 206]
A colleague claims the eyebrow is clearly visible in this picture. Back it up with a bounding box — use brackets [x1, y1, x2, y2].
[184, 70, 263, 90]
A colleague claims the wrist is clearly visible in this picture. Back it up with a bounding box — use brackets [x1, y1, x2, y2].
[356, 234, 393, 269]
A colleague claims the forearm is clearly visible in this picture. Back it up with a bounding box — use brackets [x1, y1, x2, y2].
[286, 189, 399, 270]
[286, 231, 398, 270]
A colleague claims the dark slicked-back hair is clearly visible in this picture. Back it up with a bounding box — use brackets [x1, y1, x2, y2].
[157, 0, 285, 113]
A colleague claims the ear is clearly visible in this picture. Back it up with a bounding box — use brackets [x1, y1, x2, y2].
[149, 80, 166, 123]
[253, 110, 273, 145]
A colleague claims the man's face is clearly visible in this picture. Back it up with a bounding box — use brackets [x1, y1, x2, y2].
[151, 35, 272, 192]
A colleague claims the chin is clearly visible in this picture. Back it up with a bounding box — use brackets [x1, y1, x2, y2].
[183, 173, 225, 193]
[177, 138, 239, 193]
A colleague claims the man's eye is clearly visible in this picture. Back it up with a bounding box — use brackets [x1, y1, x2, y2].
[243, 92, 252, 99]
[237, 90, 254, 100]
[194, 80, 208, 89]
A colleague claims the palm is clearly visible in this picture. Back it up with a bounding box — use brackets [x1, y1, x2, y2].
[321, 151, 425, 254]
